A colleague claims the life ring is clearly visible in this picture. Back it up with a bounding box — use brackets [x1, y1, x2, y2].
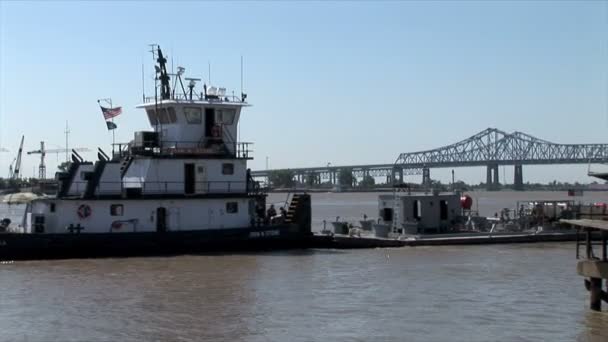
[77, 204, 92, 219]
[211, 125, 221, 138]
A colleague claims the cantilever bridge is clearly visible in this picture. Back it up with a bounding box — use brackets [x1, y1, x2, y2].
[251, 128, 608, 190]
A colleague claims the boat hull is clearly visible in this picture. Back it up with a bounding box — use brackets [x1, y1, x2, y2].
[0, 224, 313, 260]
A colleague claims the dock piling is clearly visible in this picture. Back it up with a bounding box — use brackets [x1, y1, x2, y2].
[589, 277, 603, 311]
[564, 219, 608, 312]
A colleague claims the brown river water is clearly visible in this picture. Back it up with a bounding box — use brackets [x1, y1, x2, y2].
[1, 191, 607, 341]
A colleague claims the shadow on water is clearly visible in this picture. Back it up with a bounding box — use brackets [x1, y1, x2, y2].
[187, 248, 349, 257]
[578, 311, 608, 341]
[0, 247, 351, 264]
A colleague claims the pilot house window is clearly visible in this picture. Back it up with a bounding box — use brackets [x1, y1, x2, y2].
[217, 108, 236, 124]
[184, 107, 202, 124]
[146, 107, 177, 125]
[222, 163, 234, 175]
[226, 202, 238, 214]
[110, 204, 124, 216]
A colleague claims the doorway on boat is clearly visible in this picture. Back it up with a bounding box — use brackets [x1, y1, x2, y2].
[156, 207, 167, 232]
[205, 108, 216, 137]
[413, 200, 422, 221]
[169, 208, 181, 231]
[184, 163, 195, 194]
[440, 200, 449, 220]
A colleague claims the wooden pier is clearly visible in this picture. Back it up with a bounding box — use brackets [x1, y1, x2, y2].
[562, 219, 608, 312]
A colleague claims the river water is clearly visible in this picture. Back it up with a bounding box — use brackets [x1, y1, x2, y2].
[1, 191, 607, 341]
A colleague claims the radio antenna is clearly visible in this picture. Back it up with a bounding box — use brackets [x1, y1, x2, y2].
[240, 55, 243, 96]
[208, 61, 211, 85]
[141, 59, 145, 102]
[64, 121, 70, 163]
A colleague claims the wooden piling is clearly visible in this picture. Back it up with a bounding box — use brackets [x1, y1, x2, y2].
[589, 277, 603, 311]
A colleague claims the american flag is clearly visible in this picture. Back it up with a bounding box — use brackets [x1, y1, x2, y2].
[100, 106, 122, 120]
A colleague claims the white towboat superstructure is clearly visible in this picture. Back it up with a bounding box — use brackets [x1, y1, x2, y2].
[0, 46, 312, 260]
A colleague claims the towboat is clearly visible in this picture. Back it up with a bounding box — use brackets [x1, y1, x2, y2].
[0, 46, 312, 260]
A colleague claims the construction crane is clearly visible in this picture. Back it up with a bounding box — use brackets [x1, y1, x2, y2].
[8, 136, 25, 180]
[27, 141, 89, 179]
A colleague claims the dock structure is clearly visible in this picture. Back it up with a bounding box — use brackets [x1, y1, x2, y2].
[563, 219, 608, 311]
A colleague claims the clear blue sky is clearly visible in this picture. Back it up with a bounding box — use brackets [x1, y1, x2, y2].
[0, 1, 607, 184]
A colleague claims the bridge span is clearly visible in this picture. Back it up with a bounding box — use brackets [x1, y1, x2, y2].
[251, 128, 608, 190]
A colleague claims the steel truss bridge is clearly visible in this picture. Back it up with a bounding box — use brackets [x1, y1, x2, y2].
[251, 128, 608, 190]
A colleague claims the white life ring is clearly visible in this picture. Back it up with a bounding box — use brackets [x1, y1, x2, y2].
[77, 204, 92, 219]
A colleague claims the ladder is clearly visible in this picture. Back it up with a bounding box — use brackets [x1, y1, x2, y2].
[120, 155, 134, 177]
[285, 193, 301, 224]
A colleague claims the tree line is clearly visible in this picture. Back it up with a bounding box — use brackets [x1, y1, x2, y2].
[266, 169, 607, 191]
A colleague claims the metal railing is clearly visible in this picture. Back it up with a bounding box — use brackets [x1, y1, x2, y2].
[131, 141, 253, 159]
[66, 180, 263, 196]
[143, 94, 245, 104]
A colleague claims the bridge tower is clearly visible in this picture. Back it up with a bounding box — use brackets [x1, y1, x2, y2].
[486, 164, 500, 191]
[422, 167, 431, 186]
[390, 167, 402, 185]
[513, 164, 524, 191]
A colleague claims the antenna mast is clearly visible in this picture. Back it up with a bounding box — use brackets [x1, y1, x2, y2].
[155, 46, 171, 100]
[64, 121, 70, 163]
[150, 44, 170, 147]
[141, 60, 145, 102]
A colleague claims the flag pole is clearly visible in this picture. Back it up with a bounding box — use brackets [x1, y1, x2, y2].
[110, 99, 115, 157]
[98, 98, 116, 157]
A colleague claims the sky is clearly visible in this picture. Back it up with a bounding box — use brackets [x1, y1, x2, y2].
[0, 1, 607, 185]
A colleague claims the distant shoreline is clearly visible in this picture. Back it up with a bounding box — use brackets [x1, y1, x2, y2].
[268, 188, 608, 194]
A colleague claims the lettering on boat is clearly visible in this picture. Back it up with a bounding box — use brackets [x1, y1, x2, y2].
[249, 230, 280, 238]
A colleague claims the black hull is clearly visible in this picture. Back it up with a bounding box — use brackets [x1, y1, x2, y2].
[0, 224, 314, 260]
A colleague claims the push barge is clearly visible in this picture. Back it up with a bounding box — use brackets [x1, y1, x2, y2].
[314, 188, 606, 249]
[0, 46, 312, 260]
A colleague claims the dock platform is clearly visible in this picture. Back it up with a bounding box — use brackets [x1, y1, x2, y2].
[561, 219, 608, 312]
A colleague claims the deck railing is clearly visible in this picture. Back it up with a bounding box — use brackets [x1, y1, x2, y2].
[143, 94, 245, 104]
[130, 141, 253, 159]
[66, 180, 263, 197]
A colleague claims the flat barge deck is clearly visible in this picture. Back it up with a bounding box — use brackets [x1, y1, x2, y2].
[310, 231, 586, 249]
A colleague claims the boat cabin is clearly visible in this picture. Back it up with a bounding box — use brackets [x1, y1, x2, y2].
[378, 192, 461, 234]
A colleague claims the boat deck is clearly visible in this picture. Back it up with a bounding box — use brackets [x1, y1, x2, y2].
[310, 231, 584, 249]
